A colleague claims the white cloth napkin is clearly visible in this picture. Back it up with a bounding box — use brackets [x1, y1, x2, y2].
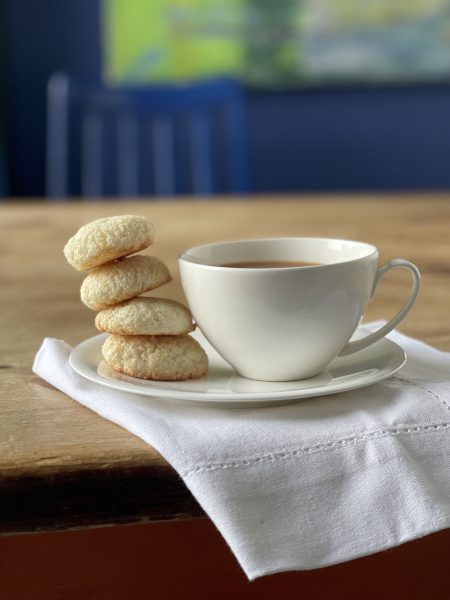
[32, 323, 450, 580]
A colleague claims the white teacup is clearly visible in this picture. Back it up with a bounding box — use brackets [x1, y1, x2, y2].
[179, 237, 420, 382]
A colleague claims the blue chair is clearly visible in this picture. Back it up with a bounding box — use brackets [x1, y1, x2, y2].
[46, 74, 250, 199]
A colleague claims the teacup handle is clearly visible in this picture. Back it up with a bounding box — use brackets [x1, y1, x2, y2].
[338, 259, 420, 357]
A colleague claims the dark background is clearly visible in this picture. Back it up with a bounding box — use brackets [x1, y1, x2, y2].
[2, 0, 450, 197]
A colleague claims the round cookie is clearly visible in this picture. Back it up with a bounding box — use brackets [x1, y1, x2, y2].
[95, 297, 195, 335]
[80, 255, 171, 310]
[102, 334, 208, 381]
[64, 215, 154, 271]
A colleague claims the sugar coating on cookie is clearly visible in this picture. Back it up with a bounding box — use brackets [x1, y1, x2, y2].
[80, 255, 171, 310]
[102, 333, 208, 380]
[95, 297, 195, 335]
[64, 215, 154, 271]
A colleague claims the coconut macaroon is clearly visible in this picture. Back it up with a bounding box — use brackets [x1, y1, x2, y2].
[80, 255, 171, 310]
[95, 297, 195, 336]
[102, 333, 208, 381]
[64, 215, 154, 271]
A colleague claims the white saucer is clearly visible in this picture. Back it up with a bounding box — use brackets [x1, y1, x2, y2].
[69, 327, 406, 408]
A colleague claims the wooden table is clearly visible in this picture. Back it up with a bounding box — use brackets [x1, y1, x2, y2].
[2, 195, 450, 535]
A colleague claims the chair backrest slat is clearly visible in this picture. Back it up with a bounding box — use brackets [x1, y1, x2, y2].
[152, 115, 175, 197]
[81, 112, 103, 198]
[224, 101, 249, 194]
[188, 112, 212, 196]
[46, 75, 69, 200]
[117, 113, 139, 198]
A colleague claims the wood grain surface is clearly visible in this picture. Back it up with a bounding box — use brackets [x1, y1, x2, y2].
[1, 195, 449, 533]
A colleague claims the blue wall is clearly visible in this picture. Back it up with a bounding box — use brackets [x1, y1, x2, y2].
[248, 85, 450, 192]
[3, 0, 450, 197]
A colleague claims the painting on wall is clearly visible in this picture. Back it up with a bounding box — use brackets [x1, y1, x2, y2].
[103, 0, 450, 86]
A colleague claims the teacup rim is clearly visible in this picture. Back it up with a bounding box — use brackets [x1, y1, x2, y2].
[178, 236, 379, 269]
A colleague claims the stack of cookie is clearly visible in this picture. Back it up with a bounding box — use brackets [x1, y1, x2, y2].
[64, 215, 208, 380]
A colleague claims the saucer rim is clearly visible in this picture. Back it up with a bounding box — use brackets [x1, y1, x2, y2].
[69, 328, 406, 406]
